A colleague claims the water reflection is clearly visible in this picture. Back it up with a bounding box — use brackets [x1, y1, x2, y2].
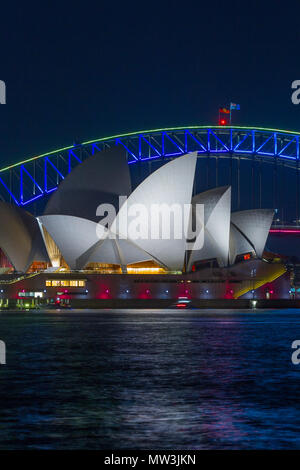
[0, 309, 300, 449]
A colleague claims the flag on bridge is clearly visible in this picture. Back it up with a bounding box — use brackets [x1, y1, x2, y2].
[230, 103, 240, 110]
[219, 107, 230, 114]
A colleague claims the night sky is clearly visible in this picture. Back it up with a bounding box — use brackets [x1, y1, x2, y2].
[1, 1, 300, 167]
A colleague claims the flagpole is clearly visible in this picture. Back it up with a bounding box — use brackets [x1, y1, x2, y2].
[229, 102, 232, 125]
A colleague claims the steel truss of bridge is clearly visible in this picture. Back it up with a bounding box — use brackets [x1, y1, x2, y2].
[1, 125, 300, 207]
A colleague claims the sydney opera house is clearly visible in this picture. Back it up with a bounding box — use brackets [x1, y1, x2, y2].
[0, 146, 290, 306]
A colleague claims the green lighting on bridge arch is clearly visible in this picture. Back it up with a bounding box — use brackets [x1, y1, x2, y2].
[1, 125, 300, 173]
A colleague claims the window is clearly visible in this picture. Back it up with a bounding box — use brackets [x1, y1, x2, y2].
[19, 292, 43, 298]
[45, 279, 86, 287]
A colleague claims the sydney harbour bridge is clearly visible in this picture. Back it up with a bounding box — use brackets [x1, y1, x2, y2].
[1, 125, 300, 225]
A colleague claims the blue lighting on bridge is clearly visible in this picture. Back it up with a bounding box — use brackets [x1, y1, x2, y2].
[1, 126, 300, 207]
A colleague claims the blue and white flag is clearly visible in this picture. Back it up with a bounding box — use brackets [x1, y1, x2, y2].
[230, 102, 240, 110]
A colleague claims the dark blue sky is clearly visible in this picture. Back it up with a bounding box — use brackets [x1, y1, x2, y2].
[1, 0, 300, 166]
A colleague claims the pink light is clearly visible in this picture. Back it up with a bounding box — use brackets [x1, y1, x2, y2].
[270, 229, 300, 233]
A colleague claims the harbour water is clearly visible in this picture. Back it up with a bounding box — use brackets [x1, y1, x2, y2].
[0, 309, 300, 449]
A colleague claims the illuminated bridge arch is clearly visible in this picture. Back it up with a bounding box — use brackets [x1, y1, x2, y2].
[1, 126, 300, 222]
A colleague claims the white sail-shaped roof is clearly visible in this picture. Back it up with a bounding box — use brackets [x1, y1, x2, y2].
[44, 145, 131, 222]
[112, 152, 198, 271]
[229, 224, 255, 265]
[230, 209, 274, 258]
[39, 215, 151, 270]
[0, 202, 49, 272]
[39, 146, 273, 273]
[77, 237, 152, 269]
[188, 186, 231, 268]
[39, 215, 103, 270]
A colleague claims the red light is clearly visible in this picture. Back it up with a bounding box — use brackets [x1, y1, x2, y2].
[270, 229, 300, 233]
[176, 303, 187, 308]
[243, 253, 251, 260]
[219, 118, 227, 126]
